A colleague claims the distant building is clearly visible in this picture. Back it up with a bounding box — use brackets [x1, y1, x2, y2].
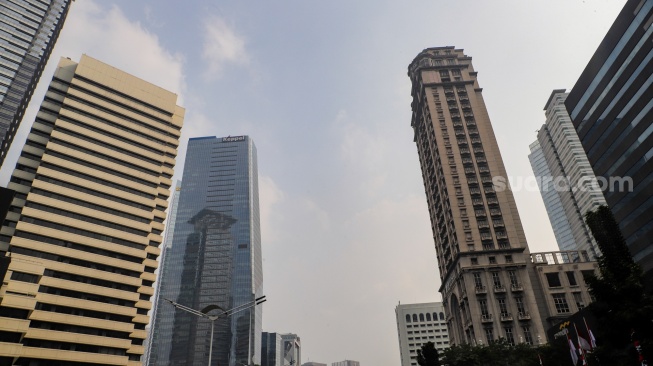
[528, 250, 598, 331]
[262, 333, 301, 366]
[566, 0, 653, 274]
[396, 302, 449, 366]
[530, 90, 606, 257]
[281, 333, 301, 366]
[528, 141, 576, 251]
[332, 360, 360, 366]
[302, 362, 327, 366]
[262, 332, 283, 366]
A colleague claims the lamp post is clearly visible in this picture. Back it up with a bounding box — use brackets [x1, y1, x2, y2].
[165, 295, 267, 366]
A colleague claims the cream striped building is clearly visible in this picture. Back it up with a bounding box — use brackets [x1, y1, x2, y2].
[0, 55, 183, 366]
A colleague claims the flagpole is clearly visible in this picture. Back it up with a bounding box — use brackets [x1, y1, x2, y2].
[574, 323, 588, 366]
[583, 317, 597, 350]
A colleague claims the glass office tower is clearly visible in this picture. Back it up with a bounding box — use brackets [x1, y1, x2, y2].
[149, 136, 263, 366]
[0, 0, 73, 167]
[566, 0, 653, 274]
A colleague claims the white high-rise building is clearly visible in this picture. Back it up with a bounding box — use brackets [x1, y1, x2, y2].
[395, 302, 449, 366]
[531, 90, 607, 258]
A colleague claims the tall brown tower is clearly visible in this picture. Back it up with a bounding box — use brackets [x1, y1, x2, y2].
[408, 47, 545, 345]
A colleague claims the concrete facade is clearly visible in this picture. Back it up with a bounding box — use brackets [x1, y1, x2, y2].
[0, 55, 183, 366]
[395, 302, 449, 366]
[407, 46, 546, 346]
[528, 250, 598, 331]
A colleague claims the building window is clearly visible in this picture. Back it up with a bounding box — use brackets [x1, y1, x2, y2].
[484, 328, 494, 342]
[439, 312, 445, 320]
[504, 327, 515, 345]
[471, 257, 478, 265]
[581, 270, 595, 284]
[413, 314, 418, 322]
[546, 273, 562, 287]
[479, 299, 489, 316]
[566, 271, 578, 286]
[497, 298, 509, 317]
[473, 272, 483, 289]
[419, 313, 425, 322]
[491, 272, 502, 288]
[406, 314, 411, 323]
[508, 270, 519, 287]
[489, 256, 497, 264]
[573, 292, 585, 310]
[505, 255, 513, 263]
[553, 293, 570, 314]
[426, 313, 432, 321]
[515, 297, 526, 314]
[522, 326, 533, 345]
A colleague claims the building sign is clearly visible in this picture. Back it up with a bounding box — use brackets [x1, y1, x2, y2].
[222, 136, 246, 143]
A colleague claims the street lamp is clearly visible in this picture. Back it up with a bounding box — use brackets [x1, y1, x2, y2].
[165, 295, 267, 366]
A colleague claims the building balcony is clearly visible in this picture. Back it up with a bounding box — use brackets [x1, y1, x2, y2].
[475, 286, 487, 295]
[490, 209, 502, 216]
[462, 158, 474, 165]
[478, 221, 489, 229]
[511, 283, 523, 292]
[444, 89, 454, 95]
[450, 113, 461, 118]
[495, 232, 507, 239]
[471, 138, 482, 144]
[453, 121, 463, 127]
[500, 313, 513, 322]
[456, 88, 467, 94]
[481, 314, 493, 323]
[458, 139, 468, 146]
[518, 312, 531, 320]
[493, 285, 506, 293]
[464, 112, 474, 118]
[475, 210, 486, 218]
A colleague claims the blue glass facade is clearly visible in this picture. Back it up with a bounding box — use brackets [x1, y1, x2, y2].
[566, 0, 653, 273]
[149, 136, 263, 366]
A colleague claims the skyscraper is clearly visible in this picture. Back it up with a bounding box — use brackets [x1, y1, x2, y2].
[143, 181, 182, 366]
[530, 90, 606, 257]
[395, 302, 449, 366]
[0, 0, 73, 167]
[407, 47, 545, 345]
[148, 135, 263, 366]
[565, 0, 653, 274]
[528, 141, 576, 251]
[0, 55, 184, 365]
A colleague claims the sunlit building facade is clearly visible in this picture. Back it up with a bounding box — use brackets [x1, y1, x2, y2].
[407, 46, 546, 346]
[0, 0, 73, 167]
[0, 55, 184, 365]
[148, 135, 263, 366]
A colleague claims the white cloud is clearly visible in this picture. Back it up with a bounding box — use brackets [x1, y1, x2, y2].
[202, 16, 249, 78]
[56, 1, 186, 101]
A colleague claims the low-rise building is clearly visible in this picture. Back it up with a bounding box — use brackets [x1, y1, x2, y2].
[395, 302, 449, 366]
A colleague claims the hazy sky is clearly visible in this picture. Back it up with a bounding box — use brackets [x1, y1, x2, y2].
[0, 1, 626, 365]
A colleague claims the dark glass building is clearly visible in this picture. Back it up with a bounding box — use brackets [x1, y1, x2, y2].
[149, 135, 263, 366]
[0, 0, 73, 167]
[565, 0, 653, 273]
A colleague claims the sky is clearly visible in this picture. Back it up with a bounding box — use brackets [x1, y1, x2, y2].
[0, 1, 627, 365]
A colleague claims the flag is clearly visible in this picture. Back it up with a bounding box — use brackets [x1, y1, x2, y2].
[538, 353, 543, 365]
[568, 331, 579, 366]
[575, 323, 592, 351]
[583, 317, 597, 349]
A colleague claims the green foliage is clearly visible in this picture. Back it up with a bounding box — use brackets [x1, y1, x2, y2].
[416, 341, 440, 366]
[438, 338, 569, 366]
[583, 205, 653, 365]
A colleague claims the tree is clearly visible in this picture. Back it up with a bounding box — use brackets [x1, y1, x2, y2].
[417, 341, 440, 366]
[583, 205, 653, 365]
[438, 339, 570, 366]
